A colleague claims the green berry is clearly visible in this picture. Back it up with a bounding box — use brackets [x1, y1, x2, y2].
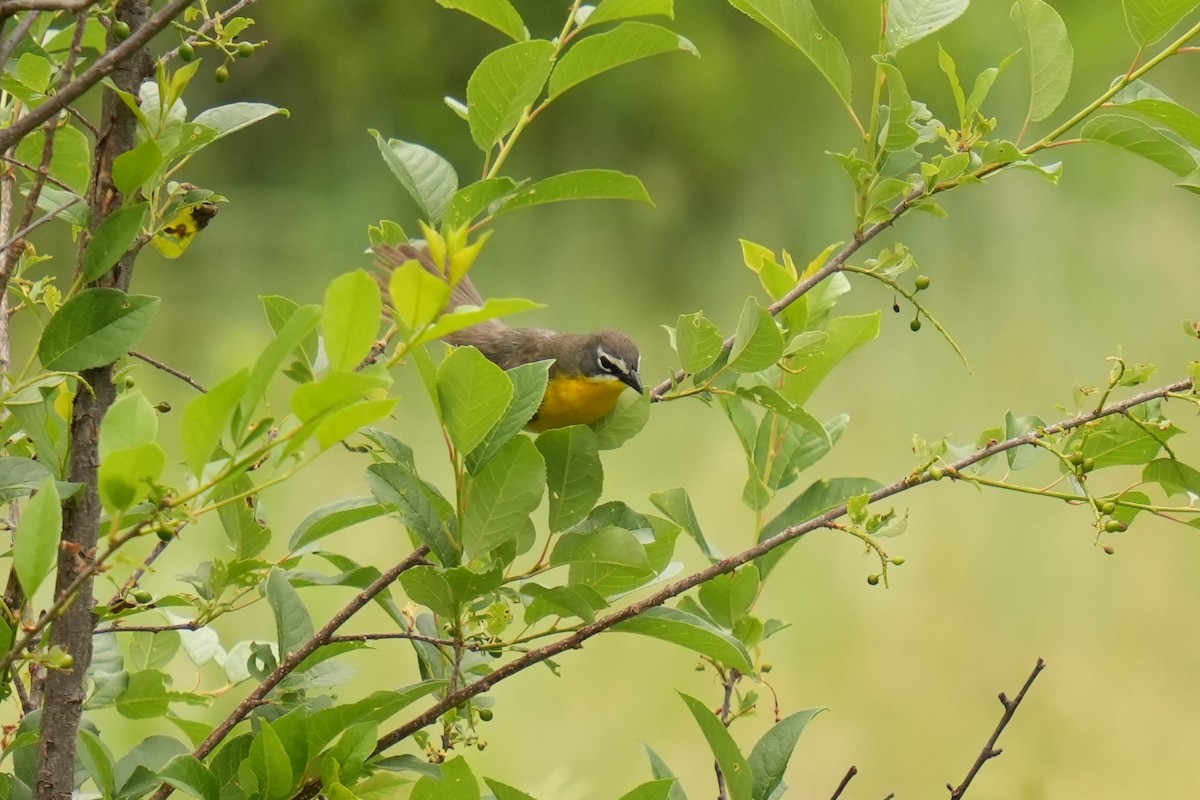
[1103, 519, 1127, 533]
[891, 556, 906, 566]
[236, 41, 255, 58]
[156, 526, 175, 542]
[1081, 457, 1095, 473]
[58, 654, 74, 669]
[155, 401, 171, 413]
[179, 41, 196, 61]
[112, 20, 131, 40]
[131, 589, 153, 604]
[478, 708, 493, 721]
[866, 573, 880, 586]
[760, 662, 773, 673]
[909, 318, 922, 332]
[215, 65, 230, 83]
[1068, 450, 1085, 465]
[914, 275, 931, 291]
[1100, 501, 1116, 515]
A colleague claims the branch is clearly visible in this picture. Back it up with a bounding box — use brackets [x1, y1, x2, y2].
[0, 0, 198, 153]
[830, 766, 857, 800]
[161, 0, 261, 62]
[0, 0, 95, 11]
[947, 658, 1046, 799]
[146, 546, 431, 800]
[94, 621, 200, 635]
[284, 379, 1191, 800]
[130, 350, 208, 392]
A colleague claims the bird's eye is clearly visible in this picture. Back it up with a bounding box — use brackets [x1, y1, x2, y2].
[597, 353, 617, 373]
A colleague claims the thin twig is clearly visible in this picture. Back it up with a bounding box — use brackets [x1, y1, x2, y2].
[94, 621, 200, 635]
[326, 632, 458, 647]
[947, 658, 1046, 799]
[161, 0, 261, 62]
[283, 380, 1189, 800]
[0, 0, 198, 153]
[0, 9, 39, 68]
[0, 0, 94, 11]
[830, 766, 857, 800]
[146, 546, 431, 800]
[130, 350, 208, 392]
[107, 536, 171, 606]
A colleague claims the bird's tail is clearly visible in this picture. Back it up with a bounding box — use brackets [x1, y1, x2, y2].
[373, 243, 487, 310]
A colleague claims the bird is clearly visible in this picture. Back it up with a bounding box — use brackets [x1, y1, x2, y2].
[374, 243, 643, 432]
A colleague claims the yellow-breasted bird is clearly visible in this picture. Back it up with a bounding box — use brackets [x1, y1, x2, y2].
[374, 244, 643, 432]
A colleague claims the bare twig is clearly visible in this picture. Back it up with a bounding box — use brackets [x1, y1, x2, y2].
[326, 632, 457, 647]
[282, 380, 1189, 800]
[107, 536, 170, 606]
[0, 9, 40, 68]
[0, 0, 198, 153]
[947, 658, 1047, 799]
[130, 350, 208, 392]
[0, 0, 95, 11]
[831, 766, 857, 800]
[146, 546, 432, 800]
[94, 621, 200, 635]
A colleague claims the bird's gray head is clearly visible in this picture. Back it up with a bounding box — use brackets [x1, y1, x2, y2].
[588, 330, 642, 394]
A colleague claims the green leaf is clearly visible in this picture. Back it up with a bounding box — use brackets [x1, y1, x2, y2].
[444, 177, 519, 229]
[291, 370, 390, 423]
[116, 670, 171, 719]
[192, 102, 288, 140]
[781, 313, 880, 404]
[77, 729, 116, 798]
[1143, 458, 1200, 497]
[323, 270, 381, 371]
[1062, 400, 1179, 469]
[1119, 97, 1200, 149]
[938, 45, 967, 126]
[99, 389, 158, 458]
[550, 524, 653, 597]
[536, 425, 603, 531]
[483, 778, 539, 800]
[582, 0, 675, 28]
[466, 360, 551, 473]
[877, 61, 918, 152]
[748, 709, 824, 800]
[494, 169, 652, 214]
[461, 436, 545, 560]
[679, 693, 754, 800]
[243, 303, 323, 414]
[756, 477, 883, 578]
[0, 457, 58, 503]
[618, 780, 679, 800]
[649, 487, 714, 559]
[1004, 412, 1046, 470]
[38, 289, 160, 372]
[727, 0, 851, 104]
[520, 582, 608, 623]
[82, 203, 148, 282]
[887, 0, 969, 51]
[676, 312, 724, 373]
[388, 260, 453, 333]
[728, 297, 784, 373]
[14, 477, 61, 598]
[697, 565, 759, 629]
[400, 564, 502, 618]
[266, 569, 314, 659]
[99, 442, 166, 512]
[1122, 0, 1200, 45]
[248, 724, 295, 800]
[590, 390, 651, 449]
[181, 368, 248, 473]
[1081, 113, 1200, 177]
[313, 397, 397, 451]
[130, 630, 181, 670]
[419, 298, 542, 348]
[14, 123, 90, 192]
[614, 607, 754, 674]
[113, 138, 164, 195]
[290, 498, 391, 551]
[644, 746, 688, 800]
[412, 756, 479, 800]
[366, 463, 460, 567]
[435, 0, 528, 41]
[466, 39, 556, 151]
[437, 346, 514, 456]
[159, 755, 220, 800]
[371, 131, 459, 225]
[549, 22, 696, 100]
[1012, 0, 1073, 123]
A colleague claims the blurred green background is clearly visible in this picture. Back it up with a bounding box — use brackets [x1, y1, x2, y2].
[96, 1, 1200, 797]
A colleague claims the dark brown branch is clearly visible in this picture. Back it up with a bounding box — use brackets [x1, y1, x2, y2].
[0, 0, 198, 154]
[284, 379, 1190, 800]
[0, 0, 95, 11]
[130, 350, 208, 392]
[0, 11, 40, 68]
[830, 766, 857, 800]
[146, 546, 431, 800]
[948, 658, 1046, 799]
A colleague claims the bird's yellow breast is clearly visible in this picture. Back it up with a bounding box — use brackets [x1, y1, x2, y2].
[528, 374, 629, 432]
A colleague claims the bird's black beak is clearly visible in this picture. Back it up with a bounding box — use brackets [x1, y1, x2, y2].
[622, 370, 643, 394]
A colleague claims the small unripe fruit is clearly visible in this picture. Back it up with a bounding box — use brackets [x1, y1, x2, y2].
[123, 376, 136, 389]
[179, 41, 196, 61]
[866, 573, 880, 586]
[1100, 501, 1116, 515]
[131, 589, 153, 604]
[1102, 544, 1115, 555]
[891, 556, 906, 566]
[215, 65, 230, 83]
[1081, 457, 1095, 473]
[760, 662, 773, 673]
[909, 318, 922, 332]
[156, 526, 175, 542]
[112, 21, 131, 40]
[478, 708, 493, 721]
[929, 465, 945, 481]
[914, 275, 931, 291]
[1104, 519, 1127, 533]
[236, 41, 255, 58]
[1068, 451, 1085, 465]
[59, 655, 74, 669]
[155, 401, 171, 413]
